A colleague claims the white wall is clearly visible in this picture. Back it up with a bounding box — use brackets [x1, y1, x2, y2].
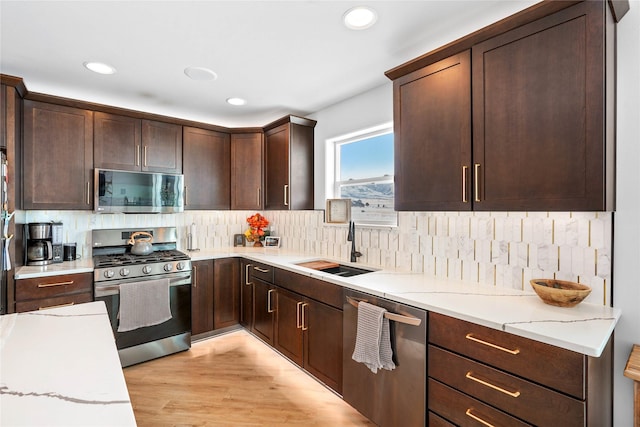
[613, 2, 640, 426]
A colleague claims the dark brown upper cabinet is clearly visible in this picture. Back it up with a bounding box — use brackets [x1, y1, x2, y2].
[393, 51, 472, 211]
[23, 100, 94, 210]
[264, 116, 316, 210]
[94, 112, 182, 174]
[472, 0, 613, 211]
[231, 132, 263, 210]
[182, 126, 230, 210]
[390, 0, 615, 212]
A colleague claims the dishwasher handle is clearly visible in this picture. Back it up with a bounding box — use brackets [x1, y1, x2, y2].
[346, 296, 422, 326]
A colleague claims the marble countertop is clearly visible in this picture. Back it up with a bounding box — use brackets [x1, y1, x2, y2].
[0, 301, 136, 426]
[14, 246, 620, 357]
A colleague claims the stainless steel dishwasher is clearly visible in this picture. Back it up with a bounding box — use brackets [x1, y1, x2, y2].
[343, 289, 427, 427]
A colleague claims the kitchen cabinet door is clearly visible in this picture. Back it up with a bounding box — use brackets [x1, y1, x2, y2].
[191, 259, 214, 336]
[252, 278, 275, 346]
[264, 116, 315, 210]
[213, 258, 240, 330]
[141, 119, 182, 174]
[183, 126, 230, 210]
[472, 0, 612, 211]
[393, 51, 472, 211]
[303, 299, 343, 394]
[23, 100, 93, 210]
[240, 260, 253, 328]
[274, 287, 304, 366]
[94, 112, 141, 171]
[231, 132, 263, 210]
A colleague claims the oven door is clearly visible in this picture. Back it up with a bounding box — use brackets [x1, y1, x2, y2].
[95, 272, 191, 352]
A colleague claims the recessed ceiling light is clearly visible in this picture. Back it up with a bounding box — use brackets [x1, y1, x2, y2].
[226, 97, 246, 106]
[184, 66, 218, 81]
[83, 61, 117, 75]
[343, 6, 378, 30]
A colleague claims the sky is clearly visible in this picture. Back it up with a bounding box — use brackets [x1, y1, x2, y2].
[339, 133, 394, 181]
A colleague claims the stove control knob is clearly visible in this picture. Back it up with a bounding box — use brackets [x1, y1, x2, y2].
[176, 262, 186, 271]
[142, 265, 152, 274]
[120, 268, 130, 277]
[164, 263, 173, 272]
[104, 270, 115, 279]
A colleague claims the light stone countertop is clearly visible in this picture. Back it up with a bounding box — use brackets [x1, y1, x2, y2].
[0, 301, 137, 426]
[14, 246, 620, 357]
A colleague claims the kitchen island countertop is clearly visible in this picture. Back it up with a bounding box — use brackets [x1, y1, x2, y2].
[15, 246, 620, 357]
[0, 301, 136, 426]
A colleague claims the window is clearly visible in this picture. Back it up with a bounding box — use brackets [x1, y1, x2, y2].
[329, 123, 396, 226]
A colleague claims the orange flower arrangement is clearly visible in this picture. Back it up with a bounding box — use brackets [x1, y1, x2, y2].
[244, 213, 270, 244]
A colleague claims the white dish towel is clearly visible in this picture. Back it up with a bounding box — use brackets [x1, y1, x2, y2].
[352, 301, 396, 373]
[117, 278, 172, 332]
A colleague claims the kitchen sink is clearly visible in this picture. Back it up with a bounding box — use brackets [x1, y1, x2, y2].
[295, 260, 375, 277]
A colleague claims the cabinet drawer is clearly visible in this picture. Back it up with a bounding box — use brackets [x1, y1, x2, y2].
[429, 312, 585, 399]
[429, 378, 530, 427]
[16, 292, 93, 313]
[429, 411, 456, 427]
[429, 345, 584, 427]
[248, 261, 274, 283]
[16, 273, 93, 301]
[274, 268, 343, 309]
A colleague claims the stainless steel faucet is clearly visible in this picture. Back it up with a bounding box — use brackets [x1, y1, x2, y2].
[347, 221, 362, 262]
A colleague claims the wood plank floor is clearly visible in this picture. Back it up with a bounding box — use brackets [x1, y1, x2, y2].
[123, 330, 375, 426]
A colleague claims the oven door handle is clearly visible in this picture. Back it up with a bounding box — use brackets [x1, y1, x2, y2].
[95, 275, 190, 296]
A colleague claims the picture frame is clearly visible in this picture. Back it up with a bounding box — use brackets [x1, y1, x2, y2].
[325, 198, 351, 224]
[264, 236, 281, 247]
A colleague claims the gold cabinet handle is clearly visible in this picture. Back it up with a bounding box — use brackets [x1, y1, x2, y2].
[465, 371, 521, 397]
[465, 333, 520, 355]
[465, 409, 494, 427]
[296, 301, 303, 329]
[136, 144, 141, 166]
[301, 303, 309, 331]
[284, 184, 289, 206]
[38, 280, 74, 288]
[39, 302, 75, 310]
[267, 289, 275, 313]
[474, 163, 481, 202]
[143, 145, 148, 167]
[87, 181, 91, 205]
[462, 165, 469, 203]
[257, 187, 261, 207]
[192, 265, 197, 288]
[245, 264, 252, 285]
[253, 266, 269, 273]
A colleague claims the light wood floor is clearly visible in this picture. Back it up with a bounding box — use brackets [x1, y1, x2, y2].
[123, 330, 375, 426]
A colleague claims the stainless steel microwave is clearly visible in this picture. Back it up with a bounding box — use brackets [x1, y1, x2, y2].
[94, 168, 184, 213]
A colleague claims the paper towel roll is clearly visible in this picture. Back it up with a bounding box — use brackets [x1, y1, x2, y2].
[190, 223, 197, 249]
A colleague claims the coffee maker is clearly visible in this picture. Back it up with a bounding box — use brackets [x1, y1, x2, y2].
[25, 222, 54, 266]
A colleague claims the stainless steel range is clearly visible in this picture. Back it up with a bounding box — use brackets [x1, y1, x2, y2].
[93, 227, 191, 367]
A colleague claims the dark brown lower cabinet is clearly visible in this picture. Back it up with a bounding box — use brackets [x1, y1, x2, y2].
[252, 277, 275, 346]
[239, 260, 253, 328]
[191, 260, 214, 336]
[274, 286, 343, 394]
[213, 258, 240, 330]
[15, 273, 93, 313]
[428, 312, 612, 426]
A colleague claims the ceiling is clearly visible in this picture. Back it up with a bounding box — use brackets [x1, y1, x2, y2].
[0, 1, 539, 128]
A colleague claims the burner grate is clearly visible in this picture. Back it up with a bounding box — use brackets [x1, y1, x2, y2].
[93, 250, 189, 268]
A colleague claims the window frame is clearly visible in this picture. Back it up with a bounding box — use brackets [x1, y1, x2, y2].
[327, 122, 396, 227]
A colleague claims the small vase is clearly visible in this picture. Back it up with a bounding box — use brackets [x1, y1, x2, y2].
[253, 241, 263, 247]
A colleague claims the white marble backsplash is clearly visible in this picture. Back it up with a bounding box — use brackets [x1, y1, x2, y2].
[20, 209, 612, 306]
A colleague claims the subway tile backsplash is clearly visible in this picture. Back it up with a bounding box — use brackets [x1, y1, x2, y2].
[21, 209, 611, 306]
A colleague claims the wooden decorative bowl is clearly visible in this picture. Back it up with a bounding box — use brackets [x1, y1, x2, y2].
[530, 279, 591, 307]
